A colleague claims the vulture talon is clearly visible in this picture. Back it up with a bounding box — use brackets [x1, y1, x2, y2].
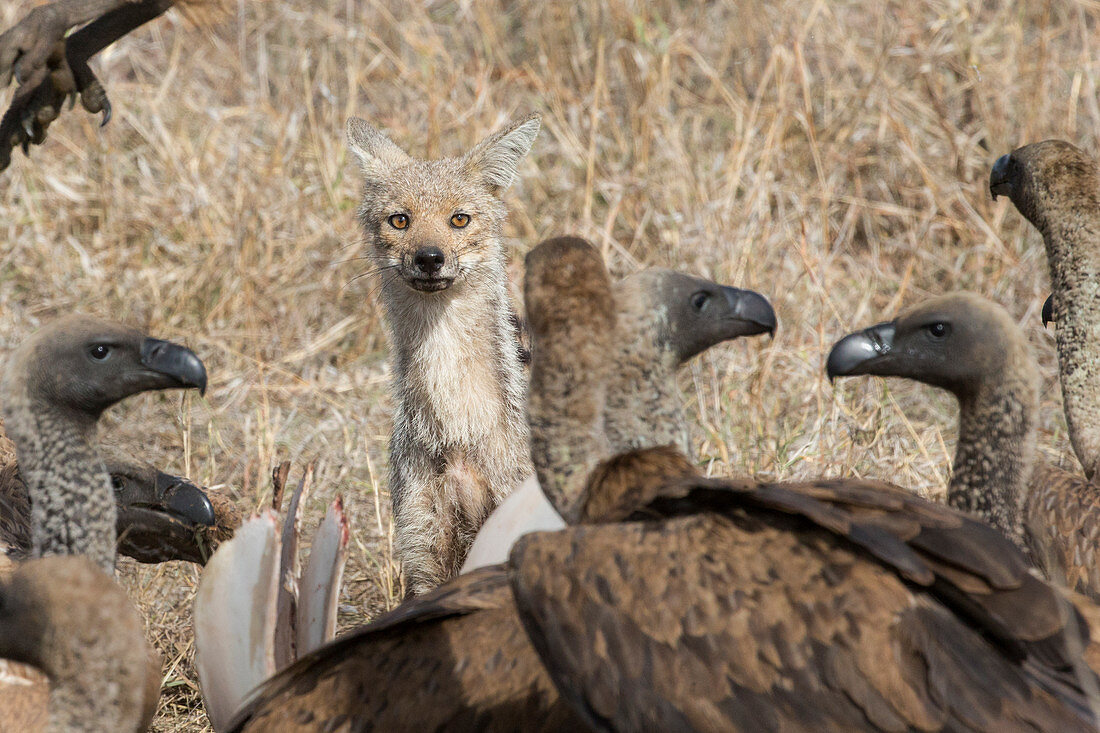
[21, 112, 34, 139]
[37, 104, 58, 126]
[0, 0, 181, 167]
[20, 137, 29, 156]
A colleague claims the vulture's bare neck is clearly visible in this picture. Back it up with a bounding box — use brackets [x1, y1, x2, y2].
[2, 393, 115, 572]
[603, 311, 683, 455]
[949, 372, 1038, 551]
[528, 352, 610, 523]
[1043, 212, 1100, 480]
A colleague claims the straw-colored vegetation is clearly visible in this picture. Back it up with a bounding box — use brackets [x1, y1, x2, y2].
[0, 0, 1095, 729]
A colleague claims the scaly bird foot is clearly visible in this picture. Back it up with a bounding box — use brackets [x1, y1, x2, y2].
[0, 41, 111, 171]
[0, 4, 69, 92]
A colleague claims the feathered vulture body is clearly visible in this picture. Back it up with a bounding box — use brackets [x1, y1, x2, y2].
[0, 421, 236, 569]
[227, 239, 1100, 732]
[0, 315, 207, 731]
[828, 291, 1100, 601]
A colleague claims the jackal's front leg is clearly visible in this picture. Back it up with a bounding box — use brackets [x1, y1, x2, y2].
[393, 505, 452, 598]
[393, 467, 497, 598]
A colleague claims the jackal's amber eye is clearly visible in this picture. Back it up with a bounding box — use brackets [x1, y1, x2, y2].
[388, 213, 409, 230]
[450, 213, 471, 228]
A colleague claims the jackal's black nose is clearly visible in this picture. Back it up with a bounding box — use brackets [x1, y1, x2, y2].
[414, 247, 446, 275]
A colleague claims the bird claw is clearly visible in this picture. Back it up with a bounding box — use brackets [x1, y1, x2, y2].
[21, 111, 34, 139]
[67, 90, 76, 110]
[99, 97, 111, 127]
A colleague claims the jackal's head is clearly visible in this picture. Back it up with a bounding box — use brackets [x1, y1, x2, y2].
[346, 114, 541, 295]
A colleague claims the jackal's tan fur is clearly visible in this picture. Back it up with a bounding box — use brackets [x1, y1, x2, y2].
[346, 114, 540, 596]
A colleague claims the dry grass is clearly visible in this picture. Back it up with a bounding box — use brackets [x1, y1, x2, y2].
[1, 0, 1097, 729]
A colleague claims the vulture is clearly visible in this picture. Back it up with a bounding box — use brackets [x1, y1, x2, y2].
[223, 237, 1100, 732]
[0, 427, 237, 569]
[0, 555, 160, 732]
[827, 292, 1100, 600]
[602, 267, 776, 454]
[991, 139, 1100, 599]
[463, 250, 776, 572]
[0, 314, 207, 730]
[103, 449, 240, 563]
[0, 0, 220, 170]
[990, 140, 1100, 480]
[0, 315, 208, 570]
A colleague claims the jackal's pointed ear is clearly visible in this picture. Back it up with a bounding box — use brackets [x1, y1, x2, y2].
[463, 113, 541, 193]
[346, 118, 412, 182]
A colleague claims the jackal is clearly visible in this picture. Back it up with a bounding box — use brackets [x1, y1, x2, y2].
[346, 114, 539, 596]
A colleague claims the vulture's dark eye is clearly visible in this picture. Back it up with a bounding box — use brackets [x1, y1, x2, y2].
[89, 345, 111, 360]
[690, 291, 710, 311]
[927, 322, 949, 339]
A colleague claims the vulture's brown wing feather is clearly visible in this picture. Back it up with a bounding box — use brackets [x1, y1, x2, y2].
[510, 514, 928, 731]
[769, 478, 1089, 664]
[585, 451, 1084, 661]
[631, 474, 1078, 650]
[228, 567, 581, 732]
[0, 424, 27, 558]
[0, 460, 29, 559]
[579, 444, 718, 523]
[510, 509, 1097, 732]
[1028, 462, 1100, 603]
[510, 463, 1099, 732]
